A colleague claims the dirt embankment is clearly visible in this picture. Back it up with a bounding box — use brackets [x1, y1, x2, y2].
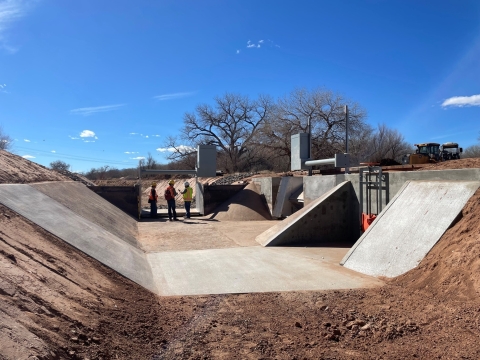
[0, 150, 70, 184]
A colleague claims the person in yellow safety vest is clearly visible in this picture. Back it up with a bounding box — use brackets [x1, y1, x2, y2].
[148, 182, 158, 218]
[180, 181, 193, 219]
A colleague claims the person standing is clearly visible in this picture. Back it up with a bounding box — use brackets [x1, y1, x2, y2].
[165, 180, 178, 221]
[180, 181, 193, 219]
[148, 182, 158, 218]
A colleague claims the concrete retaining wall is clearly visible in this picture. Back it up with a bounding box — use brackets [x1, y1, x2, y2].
[272, 177, 304, 218]
[89, 185, 140, 219]
[256, 181, 359, 246]
[304, 168, 480, 211]
[199, 184, 246, 215]
[252, 177, 281, 215]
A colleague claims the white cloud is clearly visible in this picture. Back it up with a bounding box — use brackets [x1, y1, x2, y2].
[23, 139, 30, 142]
[70, 104, 125, 116]
[22, 154, 35, 159]
[236, 50, 240, 54]
[0, 83, 6, 93]
[129, 132, 138, 135]
[246, 39, 279, 50]
[153, 92, 194, 101]
[0, 0, 31, 53]
[80, 130, 96, 138]
[124, 151, 139, 154]
[442, 94, 480, 108]
[51, 150, 56, 153]
[156, 145, 195, 153]
[131, 156, 145, 160]
[152, 134, 160, 137]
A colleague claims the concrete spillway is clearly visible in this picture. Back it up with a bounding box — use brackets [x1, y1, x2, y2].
[341, 180, 480, 278]
[0, 182, 382, 295]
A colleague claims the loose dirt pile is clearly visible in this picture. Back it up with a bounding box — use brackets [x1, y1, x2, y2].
[418, 157, 480, 171]
[2, 151, 480, 359]
[210, 182, 273, 221]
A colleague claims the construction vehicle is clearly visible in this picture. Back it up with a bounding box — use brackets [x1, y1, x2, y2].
[440, 142, 462, 161]
[402, 143, 441, 165]
[402, 142, 463, 164]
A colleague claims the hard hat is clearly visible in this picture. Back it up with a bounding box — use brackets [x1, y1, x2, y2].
[184, 181, 189, 187]
[168, 180, 175, 185]
[151, 182, 157, 187]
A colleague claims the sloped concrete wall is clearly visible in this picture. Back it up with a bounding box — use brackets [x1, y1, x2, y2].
[341, 181, 480, 277]
[256, 181, 359, 246]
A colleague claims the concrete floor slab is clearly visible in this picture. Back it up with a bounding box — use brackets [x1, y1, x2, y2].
[0, 184, 157, 293]
[138, 219, 273, 252]
[148, 247, 383, 296]
[341, 181, 480, 278]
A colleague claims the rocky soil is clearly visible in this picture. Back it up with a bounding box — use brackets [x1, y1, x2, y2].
[1, 152, 480, 359]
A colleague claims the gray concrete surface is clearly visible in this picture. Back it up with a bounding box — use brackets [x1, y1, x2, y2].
[32, 182, 140, 249]
[147, 247, 383, 296]
[341, 180, 480, 277]
[304, 168, 480, 210]
[252, 177, 281, 215]
[0, 184, 157, 293]
[256, 181, 359, 246]
[272, 176, 304, 218]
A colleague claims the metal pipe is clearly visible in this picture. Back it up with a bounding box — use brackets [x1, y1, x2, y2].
[304, 158, 335, 167]
[141, 169, 197, 175]
[345, 105, 350, 174]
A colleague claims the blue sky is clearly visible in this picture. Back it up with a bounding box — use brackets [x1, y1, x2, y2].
[1, 0, 479, 172]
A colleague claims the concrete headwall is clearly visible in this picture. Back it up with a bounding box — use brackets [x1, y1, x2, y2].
[272, 177, 304, 218]
[256, 181, 359, 246]
[304, 168, 480, 212]
[89, 185, 140, 219]
[199, 184, 246, 215]
[252, 177, 281, 215]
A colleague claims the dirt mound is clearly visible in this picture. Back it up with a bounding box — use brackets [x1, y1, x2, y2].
[417, 157, 480, 171]
[391, 188, 480, 301]
[0, 204, 194, 360]
[210, 182, 273, 221]
[0, 150, 70, 184]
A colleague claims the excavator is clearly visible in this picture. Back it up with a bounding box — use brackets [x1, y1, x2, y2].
[402, 142, 462, 165]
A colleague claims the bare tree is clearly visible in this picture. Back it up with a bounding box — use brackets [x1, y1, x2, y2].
[165, 93, 274, 173]
[256, 88, 369, 168]
[145, 152, 157, 169]
[463, 145, 480, 158]
[0, 126, 12, 150]
[50, 160, 71, 172]
[365, 124, 412, 163]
